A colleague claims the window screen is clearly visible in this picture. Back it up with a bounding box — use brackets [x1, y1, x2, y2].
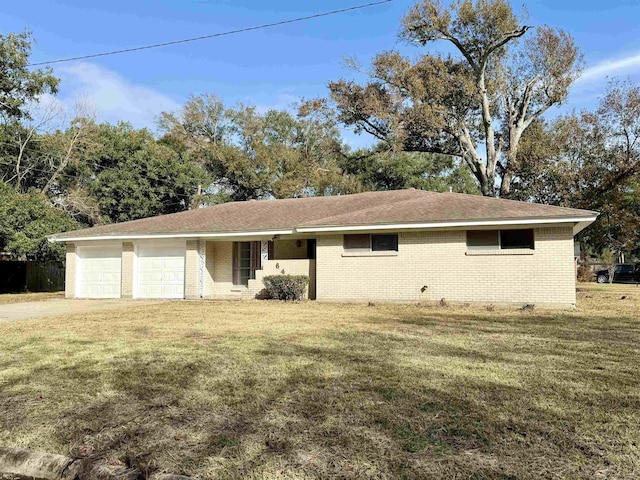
[371, 234, 398, 252]
[500, 229, 534, 250]
[344, 234, 370, 250]
[466, 230, 499, 250]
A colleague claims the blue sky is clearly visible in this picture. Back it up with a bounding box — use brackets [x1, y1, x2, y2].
[3, 0, 640, 146]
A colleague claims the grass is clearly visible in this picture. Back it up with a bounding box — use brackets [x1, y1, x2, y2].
[0, 284, 639, 479]
[0, 291, 63, 305]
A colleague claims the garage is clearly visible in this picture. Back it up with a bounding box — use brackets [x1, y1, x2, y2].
[136, 245, 185, 299]
[76, 246, 122, 298]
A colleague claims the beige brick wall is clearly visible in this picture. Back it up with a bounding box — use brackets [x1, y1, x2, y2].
[315, 226, 576, 307]
[65, 243, 76, 299]
[121, 242, 134, 298]
[211, 241, 239, 296]
[273, 239, 307, 259]
[185, 239, 200, 299]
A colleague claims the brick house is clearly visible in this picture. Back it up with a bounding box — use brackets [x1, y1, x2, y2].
[49, 189, 598, 307]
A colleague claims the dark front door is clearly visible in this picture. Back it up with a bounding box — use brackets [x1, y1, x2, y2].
[306, 239, 317, 260]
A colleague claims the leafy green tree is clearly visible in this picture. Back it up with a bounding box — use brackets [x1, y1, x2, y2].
[328, 0, 582, 197]
[83, 123, 208, 223]
[511, 81, 640, 259]
[0, 31, 61, 192]
[0, 31, 59, 120]
[340, 148, 479, 193]
[159, 95, 357, 201]
[0, 182, 76, 263]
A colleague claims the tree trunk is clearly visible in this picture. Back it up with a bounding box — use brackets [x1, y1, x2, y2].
[500, 172, 513, 197]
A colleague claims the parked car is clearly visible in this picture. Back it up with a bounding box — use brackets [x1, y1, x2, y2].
[595, 263, 640, 284]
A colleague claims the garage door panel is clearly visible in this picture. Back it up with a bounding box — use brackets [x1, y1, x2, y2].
[136, 245, 185, 299]
[103, 273, 119, 283]
[77, 247, 122, 299]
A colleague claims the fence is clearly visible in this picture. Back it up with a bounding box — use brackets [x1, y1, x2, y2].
[26, 262, 64, 292]
[0, 261, 64, 293]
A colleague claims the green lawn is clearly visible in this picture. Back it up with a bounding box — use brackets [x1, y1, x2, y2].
[0, 284, 639, 479]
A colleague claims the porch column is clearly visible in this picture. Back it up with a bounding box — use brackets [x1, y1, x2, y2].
[261, 240, 269, 265]
[65, 243, 76, 299]
[185, 239, 200, 299]
[121, 242, 134, 299]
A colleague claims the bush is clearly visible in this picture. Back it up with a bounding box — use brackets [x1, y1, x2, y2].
[262, 275, 309, 301]
[577, 265, 594, 283]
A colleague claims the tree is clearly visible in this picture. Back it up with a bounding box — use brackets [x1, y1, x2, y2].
[600, 248, 617, 285]
[339, 148, 479, 193]
[511, 81, 640, 260]
[328, 0, 582, 196]
[0, 182, 76, 263]
[82, 123, 208, 223]
[159, 95, 357, 201]
[0, 31, 59, 120]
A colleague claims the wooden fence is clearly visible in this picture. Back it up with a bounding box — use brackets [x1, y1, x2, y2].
[26, 262, 64, 292]
[0, 261, 64, 293]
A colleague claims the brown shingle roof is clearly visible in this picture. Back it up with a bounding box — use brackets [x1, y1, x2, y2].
[51, 189, 597, 240]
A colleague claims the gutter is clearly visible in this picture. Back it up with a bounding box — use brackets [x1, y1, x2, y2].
[48, 229, 294, 243]
[295, 216, 600, 235]
[48, 215, 599, 243]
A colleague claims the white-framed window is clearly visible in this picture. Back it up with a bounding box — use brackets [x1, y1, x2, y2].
[343, 233, 398, 252]
[466, 229, 535, 250]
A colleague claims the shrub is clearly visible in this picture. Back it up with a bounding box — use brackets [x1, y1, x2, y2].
[577, 265, 594, 283]
[262, 275, 309, 301]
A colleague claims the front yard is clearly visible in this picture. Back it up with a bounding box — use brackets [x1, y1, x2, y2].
[1, 285, 639, 479]
[0, 291, 63, 305]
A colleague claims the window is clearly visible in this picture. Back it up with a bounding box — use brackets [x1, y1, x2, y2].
[466, 230, 500, 250]
[233, 241, 261, 286]
[343, 234, 398, 253]
[372, 234, 398, 252]
[616, 265, 634, 274]
[343, 234, 370, 251]
[466, 229, 534, 250]
[500, 229, 534, 250]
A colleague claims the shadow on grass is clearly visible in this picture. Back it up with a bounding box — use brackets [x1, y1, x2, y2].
[1, 308, 638, 479]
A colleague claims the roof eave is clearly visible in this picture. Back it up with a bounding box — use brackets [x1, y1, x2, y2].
[48, 229, 295, 243]
[48, 215, 600, 242]
[295, 215, 600, 234]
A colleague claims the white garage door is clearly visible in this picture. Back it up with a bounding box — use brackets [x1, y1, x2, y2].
[77, 247, 122, 298]
[137, 245, 185, 299]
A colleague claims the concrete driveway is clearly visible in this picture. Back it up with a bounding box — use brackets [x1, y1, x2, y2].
[0, 299, 163, 322]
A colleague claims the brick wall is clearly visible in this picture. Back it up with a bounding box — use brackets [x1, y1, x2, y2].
[65, 243, 76, 299]
[273, 239, 307, 259]
[121, 242, 134, 298]
[184, 240, 199, 299]
[211, 241, 240, 297]
[315, 226, 576, 307]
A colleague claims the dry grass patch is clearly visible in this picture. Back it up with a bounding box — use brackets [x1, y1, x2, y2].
[0, 286, 639, 479]
[0, 292, 64, 305]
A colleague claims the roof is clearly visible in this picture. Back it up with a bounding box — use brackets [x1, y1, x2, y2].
[50, 189, 598, 241]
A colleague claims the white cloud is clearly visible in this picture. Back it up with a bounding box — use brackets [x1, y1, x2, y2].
[253, 93, 300, 114]
[53, 62, 180, 130]
[577, 52, 640, 84]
